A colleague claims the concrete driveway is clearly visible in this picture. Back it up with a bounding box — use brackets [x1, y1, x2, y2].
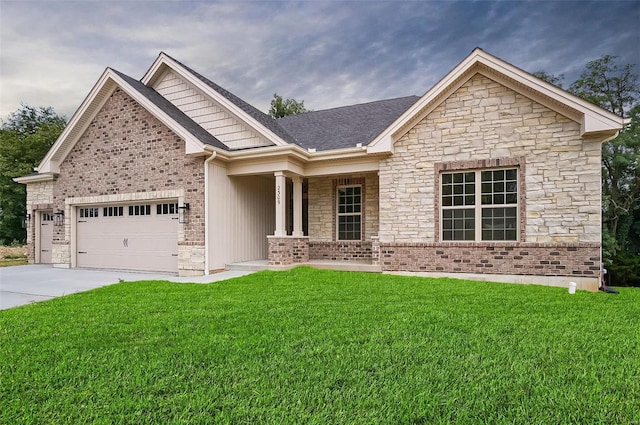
[0, 265, 255, 310]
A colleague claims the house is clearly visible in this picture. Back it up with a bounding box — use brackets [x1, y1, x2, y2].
[15, 48, 626, 291]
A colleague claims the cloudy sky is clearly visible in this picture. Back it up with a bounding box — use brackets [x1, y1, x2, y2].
[1, 0, 638, 120]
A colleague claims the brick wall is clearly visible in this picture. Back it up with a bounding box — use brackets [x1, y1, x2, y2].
[379, 243, 600, 278]
[49, 87, 205, 271]
[309, 241, 373, 261]
[268, 237, 309, 265]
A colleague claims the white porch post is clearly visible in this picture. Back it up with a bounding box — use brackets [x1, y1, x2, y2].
[274, 171, 287, 236]
[292, 175, 303, 237]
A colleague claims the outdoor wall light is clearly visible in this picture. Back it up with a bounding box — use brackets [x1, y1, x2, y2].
[54, 209, 65, 226]
[22, 213, 31, 229]
[178, 203, 190, 224]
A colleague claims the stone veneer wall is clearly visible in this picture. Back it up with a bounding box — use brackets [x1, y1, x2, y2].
[50, 88, 206, 274]
[378, 73, 602, 285]
[24, 180, 54, 262]
[307, 172, 378, 262]
[268, 237, 309, 266]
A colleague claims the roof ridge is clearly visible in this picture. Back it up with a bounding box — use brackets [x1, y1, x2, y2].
[279, 95, 420, 119]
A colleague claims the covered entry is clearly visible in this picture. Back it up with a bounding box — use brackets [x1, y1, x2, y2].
[76, 202, 178, 272]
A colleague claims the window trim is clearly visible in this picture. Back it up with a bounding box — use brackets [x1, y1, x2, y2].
[434, 158, 526, 243]
[441, 168, 519, 242]
[335, 184, 363, 241]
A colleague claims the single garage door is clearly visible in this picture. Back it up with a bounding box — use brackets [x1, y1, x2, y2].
[76, 202, 179, 272]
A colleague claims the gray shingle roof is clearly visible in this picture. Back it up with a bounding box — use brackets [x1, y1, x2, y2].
[111, 69, 229, 151]
[118, 56, 421, 153]
[277, 96, 420, 151]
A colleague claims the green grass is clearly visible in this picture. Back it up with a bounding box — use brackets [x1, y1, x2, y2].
[0, 258, 27, 267]
[1, 267, 639, 424]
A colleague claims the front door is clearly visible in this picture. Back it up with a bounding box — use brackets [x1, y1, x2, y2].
[39, 211, 54, 263]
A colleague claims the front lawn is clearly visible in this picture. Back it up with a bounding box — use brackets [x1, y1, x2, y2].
[1, 267, 638, 424]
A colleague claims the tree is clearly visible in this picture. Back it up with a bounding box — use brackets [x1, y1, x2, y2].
[569, 55, 638, 117]
[532, 71, 565, 88]
[268, 94, 308, 118]
[0, 105, 66, 244]
[569, 56, 640, 286]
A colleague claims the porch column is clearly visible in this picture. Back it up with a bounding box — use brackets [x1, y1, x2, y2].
[292, 175, 303, 237]
[274, 171, 287, 236]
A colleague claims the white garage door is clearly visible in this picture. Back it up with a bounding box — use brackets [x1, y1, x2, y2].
[76, 202, 179, 272]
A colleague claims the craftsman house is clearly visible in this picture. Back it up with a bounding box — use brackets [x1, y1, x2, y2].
[16, 48, 626, 291]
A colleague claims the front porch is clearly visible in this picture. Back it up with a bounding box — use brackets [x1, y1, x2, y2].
[263, 171, 381, 269]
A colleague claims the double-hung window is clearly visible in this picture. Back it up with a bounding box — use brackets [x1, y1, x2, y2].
[337, 185, 362, 240]
[441, 168, 518, 241]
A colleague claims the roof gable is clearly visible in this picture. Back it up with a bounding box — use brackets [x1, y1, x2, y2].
[38, 68, 225, 174]
[367, 48, 628, 154]
[141, 52, 296, 148]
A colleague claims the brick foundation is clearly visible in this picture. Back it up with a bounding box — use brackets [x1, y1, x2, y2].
[268, 236, 309, 266]
[309, 241, 373, 261]
[380, 242, 600, 278]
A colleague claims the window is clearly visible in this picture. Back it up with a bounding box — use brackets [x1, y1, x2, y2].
[79, 207, 99, 218]
[337, 185, 362, 240]
[157, 203, 178, 215]
[103, 206, 124, 217]
[128, 205, 151, 216]
[441, 168, 518, 241]
[42, 212, 54, 222]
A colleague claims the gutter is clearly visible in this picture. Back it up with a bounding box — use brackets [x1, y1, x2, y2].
[203, 149, 217, 275]
[13, 172, 57, 184]
[211, 143, 375, 163]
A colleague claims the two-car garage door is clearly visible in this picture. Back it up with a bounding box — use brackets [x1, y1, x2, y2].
[76, 202, 179, 273]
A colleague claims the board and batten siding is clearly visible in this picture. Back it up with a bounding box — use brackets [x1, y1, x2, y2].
[153, 70, 273, 150]
[208, 162, 275, 269]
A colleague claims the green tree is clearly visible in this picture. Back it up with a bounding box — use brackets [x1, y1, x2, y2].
[0, 105, 66, 244]
[532, 71, 565, 88]
[268, 94, 308, 118]
[569, 56, 640, 285]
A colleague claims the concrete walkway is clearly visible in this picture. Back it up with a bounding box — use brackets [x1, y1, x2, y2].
[0, 265, 255, 310]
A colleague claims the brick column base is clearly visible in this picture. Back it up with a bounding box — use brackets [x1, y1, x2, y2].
[267, 236, 309, 266]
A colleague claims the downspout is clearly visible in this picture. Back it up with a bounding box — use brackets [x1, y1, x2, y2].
[203, 150, 217, 275]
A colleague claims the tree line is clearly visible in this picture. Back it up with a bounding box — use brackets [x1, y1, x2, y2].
[1, 57, 638, 285]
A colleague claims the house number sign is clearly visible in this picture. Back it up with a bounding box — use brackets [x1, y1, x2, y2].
[277, 185, 281, 206]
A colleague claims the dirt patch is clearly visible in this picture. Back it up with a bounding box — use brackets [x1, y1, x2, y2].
[0, 245, 27, 260]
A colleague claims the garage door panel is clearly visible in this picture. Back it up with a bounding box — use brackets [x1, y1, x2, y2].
[76, 202, 178, 273]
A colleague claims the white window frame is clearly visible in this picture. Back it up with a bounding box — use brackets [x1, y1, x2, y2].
[336, 184, 363, 241]
[440, 168, 519, 242]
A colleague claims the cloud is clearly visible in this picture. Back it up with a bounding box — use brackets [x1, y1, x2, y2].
[1, 0, 638, 120]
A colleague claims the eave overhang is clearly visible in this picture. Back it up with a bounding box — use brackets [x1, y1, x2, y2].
[13, 172, 57, 184]
[205, 144, 387, 177]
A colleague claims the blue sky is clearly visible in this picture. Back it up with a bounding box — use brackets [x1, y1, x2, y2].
[1, 0, 638, 119]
